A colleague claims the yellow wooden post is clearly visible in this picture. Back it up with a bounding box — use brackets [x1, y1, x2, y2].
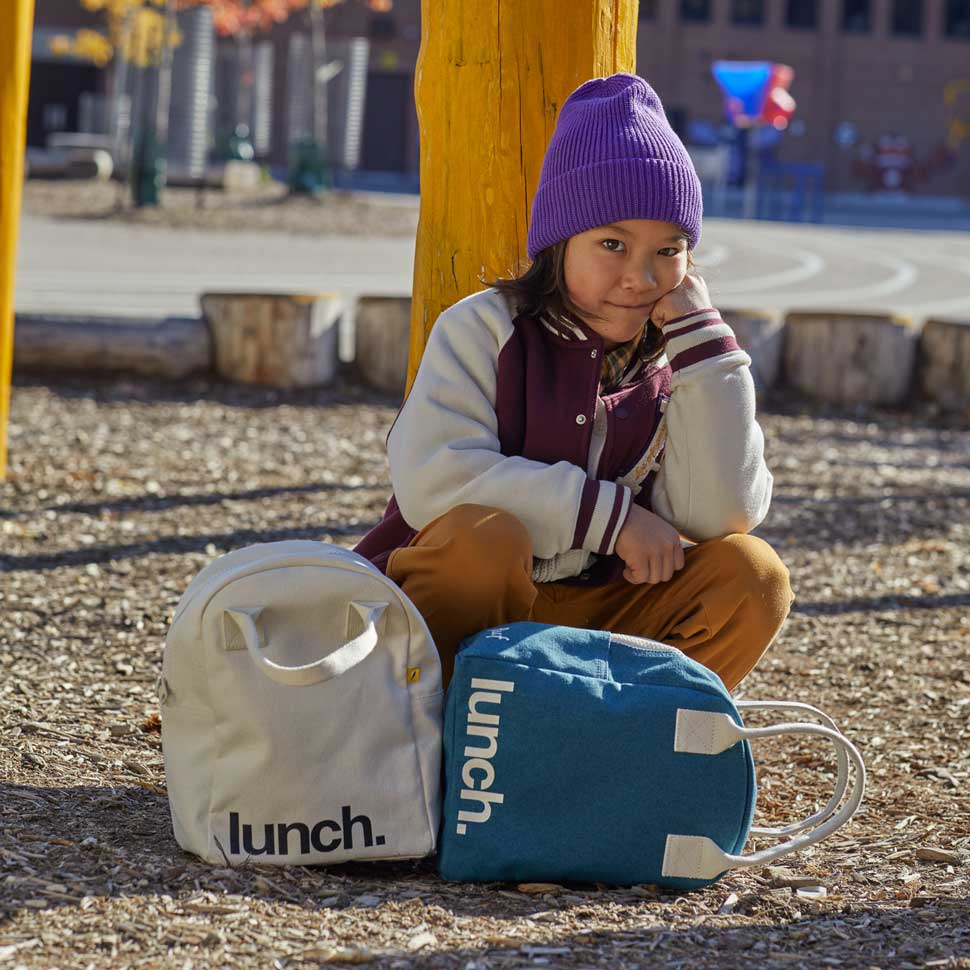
[0, 0, 35, 479]
[409, 0, 638, 390]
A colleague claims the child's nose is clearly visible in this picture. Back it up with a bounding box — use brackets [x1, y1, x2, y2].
[624, 262, 657, 289]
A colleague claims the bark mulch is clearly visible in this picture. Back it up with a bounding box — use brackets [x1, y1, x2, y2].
[1, 373, 968, 970]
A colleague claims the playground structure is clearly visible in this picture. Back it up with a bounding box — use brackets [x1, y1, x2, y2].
[408, 0, 639, 391]
[0, 0, 641, 472]
[4, 2, 969, 462]
[0, 0, 35, 480]
[1, 10, 969, 959]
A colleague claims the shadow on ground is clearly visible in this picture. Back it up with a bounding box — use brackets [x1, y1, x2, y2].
[11, 371, 404, 411]
[3, 782, 969, 970]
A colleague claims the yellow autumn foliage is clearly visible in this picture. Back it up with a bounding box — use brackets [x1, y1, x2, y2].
[59, 0, 384, 66]
[55, 0, 181, 67]
[72, 28, 114, 66]
[48, 35, 75, 56]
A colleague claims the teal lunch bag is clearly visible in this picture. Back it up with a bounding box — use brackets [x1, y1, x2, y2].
[438, 622, 865, 891]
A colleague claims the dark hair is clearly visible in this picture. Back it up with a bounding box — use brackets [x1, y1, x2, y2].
[481, 242, 697, 367]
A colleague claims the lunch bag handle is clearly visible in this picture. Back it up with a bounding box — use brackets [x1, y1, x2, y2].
[736, 701, 849, 838]
[224, 601, 387, 687]
[662, 709, 866, 882]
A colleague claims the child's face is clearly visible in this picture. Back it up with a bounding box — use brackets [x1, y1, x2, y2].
[563, 219, 689, 348]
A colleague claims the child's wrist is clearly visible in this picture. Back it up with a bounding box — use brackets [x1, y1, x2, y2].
[656, 306, 719, 330]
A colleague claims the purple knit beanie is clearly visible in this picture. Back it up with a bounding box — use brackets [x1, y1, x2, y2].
[526, 73, 703, 259]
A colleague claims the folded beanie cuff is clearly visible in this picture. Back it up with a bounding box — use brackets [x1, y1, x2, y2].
[527, 157, 703, 259]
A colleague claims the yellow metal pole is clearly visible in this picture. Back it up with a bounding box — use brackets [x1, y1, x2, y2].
[0, 0, 36, 479]
[410, 0, 639, 391]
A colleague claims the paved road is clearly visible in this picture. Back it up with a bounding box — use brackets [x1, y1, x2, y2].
[16, 212, 970, 325]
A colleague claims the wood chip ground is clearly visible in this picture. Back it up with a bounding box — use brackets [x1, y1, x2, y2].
[1, 374, 968, 969]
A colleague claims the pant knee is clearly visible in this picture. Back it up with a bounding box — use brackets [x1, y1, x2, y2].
[454, 504, 531, 552]
[444, 504, 532, 573]
[709, 533, 794, 627]
[394, 504, 533, 599]
[389, 505, 536, 687]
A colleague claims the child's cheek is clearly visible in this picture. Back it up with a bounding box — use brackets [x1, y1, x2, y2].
[662, 271, 686, 298]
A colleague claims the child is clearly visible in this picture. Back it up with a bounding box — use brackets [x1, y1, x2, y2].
[355, 73, 794, 691]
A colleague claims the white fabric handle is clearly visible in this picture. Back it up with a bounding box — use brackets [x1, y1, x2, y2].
[663, 708, 866, 882]
[224, 601, 387, 687]
[736, 701, 849, 837]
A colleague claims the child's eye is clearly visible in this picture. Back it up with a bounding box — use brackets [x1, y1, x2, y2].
[659, 247, 683, 257]
[601, 238, 625, 253]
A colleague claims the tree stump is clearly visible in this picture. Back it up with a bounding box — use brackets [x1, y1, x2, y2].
[720, 308, 784, 393]
[919, 318, 970, 411]
[201, 293, 342, 388]
[13, 314, 211, 379]
[783, 311, 917, 407]
[222, 160, 261, 194]
[65, 148, 113, 181]
[355, 297, 411, 397]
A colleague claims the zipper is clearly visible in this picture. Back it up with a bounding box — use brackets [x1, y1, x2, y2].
[609, 632, 680, 655]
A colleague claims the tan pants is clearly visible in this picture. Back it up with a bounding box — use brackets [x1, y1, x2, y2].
[388, 504, 795, 692]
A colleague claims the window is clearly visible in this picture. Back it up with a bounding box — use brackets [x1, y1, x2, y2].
[731, 0, 764, 25]
[639, 0, 658, 19]
[892, 0, 923, 35]
[842, 0, 870, 31]
[945, 0, 970, 38]
[680, 0, 711, 22]
[368, 12, 397, 40]
[666, 106, 688, 138]
[786, 0, 817, 28]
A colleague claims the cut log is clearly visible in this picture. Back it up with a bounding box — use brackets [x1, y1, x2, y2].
[919, 318, 970, 411]
[354, 296, 411, 397]
[13, 314, 211, 380]
[201, 292, 342, 388]
[222, 160, 261, 194]
[720, 308, 784, 393]
[65, 148, 113, 181]
[783, 311, 917, 407]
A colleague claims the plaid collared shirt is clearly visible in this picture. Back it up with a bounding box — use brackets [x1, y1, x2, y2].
[599, 325, 646, 394]
[538, 310, 646, 394]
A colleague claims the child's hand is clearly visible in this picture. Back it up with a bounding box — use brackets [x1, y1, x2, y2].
[614, 505, 685, 585]
[649, 271, 712, 329]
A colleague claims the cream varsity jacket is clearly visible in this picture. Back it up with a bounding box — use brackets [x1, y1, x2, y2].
[354, 287, 772, 585]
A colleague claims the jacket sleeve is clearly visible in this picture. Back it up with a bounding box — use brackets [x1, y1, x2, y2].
[387, 292, 632, 560]
[650, 308, 773, 541]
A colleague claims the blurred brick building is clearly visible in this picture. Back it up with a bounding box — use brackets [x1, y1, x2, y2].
[27, 0, 970, 196]
[30, 0, 423, 182]
[636, 0, 970, 197]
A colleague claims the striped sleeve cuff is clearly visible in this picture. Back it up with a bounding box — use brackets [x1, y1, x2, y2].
[662, 308, 741, 373]
[571, 480, 633, 556]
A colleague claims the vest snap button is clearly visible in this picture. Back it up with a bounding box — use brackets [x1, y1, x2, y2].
[590, 349, 598, 359]
[575, 414, 587, 425]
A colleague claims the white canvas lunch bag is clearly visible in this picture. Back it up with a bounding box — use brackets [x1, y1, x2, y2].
[160, 540, 443, 866]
